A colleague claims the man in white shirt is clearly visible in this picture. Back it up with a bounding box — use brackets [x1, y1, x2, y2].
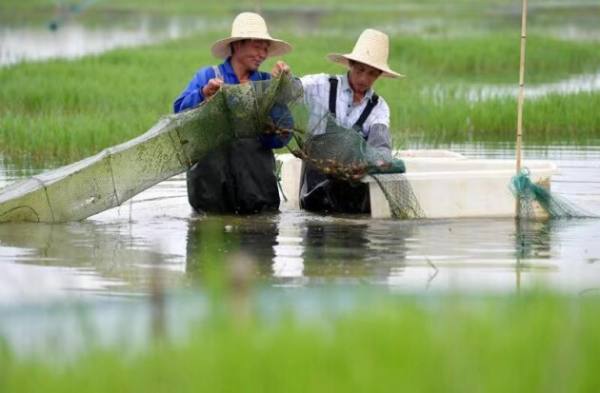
[299, 28, 403, 213]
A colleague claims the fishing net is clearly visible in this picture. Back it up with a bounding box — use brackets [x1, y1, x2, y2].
[281, 97, 424, 219]
[0, 75, 301, 223]
[511, 169, 596, 220]
[369, 174, 425, 219]
[288, 114, 406, 180]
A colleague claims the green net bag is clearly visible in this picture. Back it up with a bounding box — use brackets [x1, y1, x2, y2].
[0, 75, 302, 223]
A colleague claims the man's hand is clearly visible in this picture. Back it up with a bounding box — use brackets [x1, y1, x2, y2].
[201, 77, 224, 99]
[375, 160, 392, 170]
[271, 61, 290, 78]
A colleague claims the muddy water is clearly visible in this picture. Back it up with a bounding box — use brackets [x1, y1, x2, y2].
[1, 145, 600, 307]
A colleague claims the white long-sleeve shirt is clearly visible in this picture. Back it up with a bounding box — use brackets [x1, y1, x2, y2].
[299, 73, 392, 157]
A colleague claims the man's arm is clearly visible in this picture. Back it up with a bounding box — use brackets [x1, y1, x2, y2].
[367, 124, 393, 161]
[367, 98, 393, 162]
[299, 73, 328, 108]
[173, 67, 220, 113]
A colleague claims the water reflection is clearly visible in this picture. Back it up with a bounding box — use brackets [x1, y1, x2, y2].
[185, 215, 280, 283]
[1, 203, 600, 302]
[0, 15, 218, 66]
[302, 220, 369, 277]
[180, 209, 600, 294]
[3, 209, 600, 359]
[515, 219, 552, 260]
[300, 218, 416, 285]
[272, 214, 305, 281]
[185, 214, 415, 288]
[0, 220, 186, 303]
[514, 219, 553, 291]
[1, 145, 600, 303]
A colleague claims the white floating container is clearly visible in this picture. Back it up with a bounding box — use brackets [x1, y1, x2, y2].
[277, 150, 557, 219]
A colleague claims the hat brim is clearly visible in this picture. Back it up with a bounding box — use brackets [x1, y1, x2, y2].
[211, 37, 292, 59]
[327, 53, 404, 79]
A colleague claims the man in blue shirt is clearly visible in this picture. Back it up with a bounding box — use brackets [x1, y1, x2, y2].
[174, 12, 293, 214]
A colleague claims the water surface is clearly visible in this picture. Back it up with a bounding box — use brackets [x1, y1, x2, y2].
[1, 145, 599, 306]
[3, 3, 599, 67]
[0, 14, 221, 66]
[1, 4, 600, 358]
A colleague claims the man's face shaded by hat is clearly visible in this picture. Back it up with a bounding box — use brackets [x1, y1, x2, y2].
[348, 60, 383, 95]
[230, 39, 271, 72]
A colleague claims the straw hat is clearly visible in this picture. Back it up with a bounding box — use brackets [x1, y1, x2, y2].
[211, 12, 292, 59]
[327, 29, 403, 78]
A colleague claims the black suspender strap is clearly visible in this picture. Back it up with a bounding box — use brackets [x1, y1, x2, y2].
[354, 93, 379, 130]
[329, 75, 380, 133]
[328, 76, 338, 116]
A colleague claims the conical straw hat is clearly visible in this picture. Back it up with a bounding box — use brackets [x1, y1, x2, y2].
[211, 12, 292, 59]
[327, 29, 403, 78]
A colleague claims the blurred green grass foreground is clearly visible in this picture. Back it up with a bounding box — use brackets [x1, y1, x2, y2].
[1, 294, 600, 392]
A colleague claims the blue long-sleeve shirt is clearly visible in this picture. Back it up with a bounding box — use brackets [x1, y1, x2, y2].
[173, 57, 292, 149]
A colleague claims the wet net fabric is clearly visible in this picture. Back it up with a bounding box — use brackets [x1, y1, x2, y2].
[511, 169, 596, 220]
[0, 76, 301, 223]
[369, 174, 425, 219]
[285, 99, 424, 219]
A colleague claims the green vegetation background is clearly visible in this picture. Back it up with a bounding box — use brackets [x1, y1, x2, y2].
[1, 0, 600, 165]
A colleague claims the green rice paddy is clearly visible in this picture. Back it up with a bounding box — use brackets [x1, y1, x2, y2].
[1, 30, 599, 165]
[1, 294, 599, 393]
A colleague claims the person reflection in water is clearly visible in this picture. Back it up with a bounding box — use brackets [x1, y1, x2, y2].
[185, 216, 279, 282]
[301, 221, 371, 278]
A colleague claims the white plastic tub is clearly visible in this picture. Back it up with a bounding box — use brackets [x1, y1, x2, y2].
[277, 150, 557, 219]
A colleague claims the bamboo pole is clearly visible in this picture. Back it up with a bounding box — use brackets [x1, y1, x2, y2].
[515, 0, 528, 286]
[515, 0, 528, 219]
[516, 0, 528, 175]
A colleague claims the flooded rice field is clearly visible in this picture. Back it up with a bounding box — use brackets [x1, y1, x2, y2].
[1, 3, 599, 362]
[1, 144, 600, 306]
[2, 143, 599, 359]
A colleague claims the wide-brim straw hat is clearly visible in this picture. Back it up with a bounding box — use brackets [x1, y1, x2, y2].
[211, 12, 292, 59]
[327, 29, 403, 78]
